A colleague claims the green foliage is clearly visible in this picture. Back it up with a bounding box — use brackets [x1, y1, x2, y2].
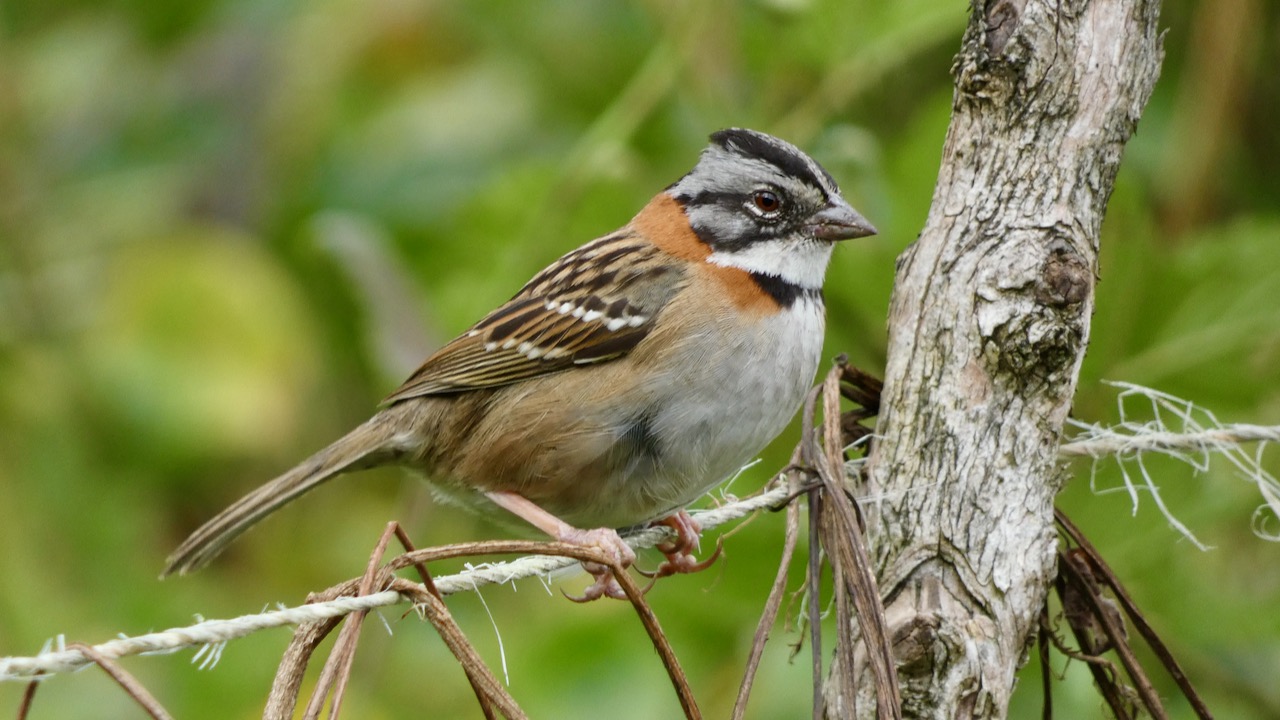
[1, 1, 1277, 717]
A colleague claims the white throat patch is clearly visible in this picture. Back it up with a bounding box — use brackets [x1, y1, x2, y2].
[706, 239, 834, 289]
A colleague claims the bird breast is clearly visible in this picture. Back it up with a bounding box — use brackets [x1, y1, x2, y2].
[419, 290, 827, 531]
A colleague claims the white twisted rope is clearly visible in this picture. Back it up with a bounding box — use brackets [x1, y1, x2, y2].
[0, 484, 793, 681]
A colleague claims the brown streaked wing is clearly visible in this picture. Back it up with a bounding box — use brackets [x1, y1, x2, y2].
[383, 232, 685, 403]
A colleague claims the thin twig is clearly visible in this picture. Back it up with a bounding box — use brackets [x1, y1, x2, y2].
[1057, 552, 1166, 718]
[397, 578, 525, 719]
[839, 364, 883, 413]
[391, 524, 505, 719]
[396, 539, 698, 719]
[265, 621, 341, 719]
[266, 581, 363, 719]
[65, 643, 174, 720]
[16, 679, 38, 720]
[807, 487, 825, 720]
[1053, 565, 1139, 719]
[268, 540, 675, 720]
[391, 524, 440, 599]
[828, 535, 861, 714]
[357, 538, 694, 718]
[411, 539, 699, 719]
[808, 362, 901, 719]
[1042, 600, 1135, 720]
[732, 457, 805, 720]
[305, 523, 402, 720]
[1037, 609, 1052, 720]
[608, 558, 701, 720]
[1056, 510, 1215, 719]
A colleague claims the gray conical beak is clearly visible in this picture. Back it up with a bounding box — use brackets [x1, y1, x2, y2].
[808, 198, 877, 241]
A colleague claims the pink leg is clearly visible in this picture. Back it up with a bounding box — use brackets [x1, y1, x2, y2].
[642, 510, 723, 580]
[487, 491, 636, 601]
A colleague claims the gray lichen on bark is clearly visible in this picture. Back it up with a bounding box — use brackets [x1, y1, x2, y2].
[835, 1, 1165, 717]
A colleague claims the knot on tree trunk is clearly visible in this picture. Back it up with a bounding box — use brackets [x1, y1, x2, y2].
[974, 232, 1092, 390]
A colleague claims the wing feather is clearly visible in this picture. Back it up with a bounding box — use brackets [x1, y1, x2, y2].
[383, 231, 685, 403]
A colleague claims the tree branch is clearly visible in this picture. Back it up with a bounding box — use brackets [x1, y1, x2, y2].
[852, 0, 1164, 716]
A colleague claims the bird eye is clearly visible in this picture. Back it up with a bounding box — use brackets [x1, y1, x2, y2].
[751, 190, 782, 216]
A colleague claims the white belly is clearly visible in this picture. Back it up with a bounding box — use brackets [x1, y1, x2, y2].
[611, 297, 827, 524]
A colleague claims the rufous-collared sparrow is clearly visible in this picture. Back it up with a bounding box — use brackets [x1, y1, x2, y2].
[163, 128, 876, 599]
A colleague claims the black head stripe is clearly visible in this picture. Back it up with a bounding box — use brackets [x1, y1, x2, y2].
[709, 129, 836, 197]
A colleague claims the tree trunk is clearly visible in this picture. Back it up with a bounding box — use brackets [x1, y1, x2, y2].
[839, 1, 1164, 717]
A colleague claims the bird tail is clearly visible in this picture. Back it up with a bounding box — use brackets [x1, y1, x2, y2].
[161, 409, 411, 577]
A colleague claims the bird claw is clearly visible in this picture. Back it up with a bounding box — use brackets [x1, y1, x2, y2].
[636, 510, 724, 580]
[638, 535, 724, 579]
[556, 526, 636, 603]
[555, 512, 722, 601]
[564, 561, 630, 602]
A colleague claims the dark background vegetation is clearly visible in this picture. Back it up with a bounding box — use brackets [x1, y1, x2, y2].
[2, 1, 1277, 717]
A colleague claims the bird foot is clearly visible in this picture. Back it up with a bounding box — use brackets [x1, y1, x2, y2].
[485, 491, 639, 602]
[557, 526, 636, 603]
[638, 510, 724, 580]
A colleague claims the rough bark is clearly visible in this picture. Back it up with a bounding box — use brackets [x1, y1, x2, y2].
[840, 1, 1164, 717]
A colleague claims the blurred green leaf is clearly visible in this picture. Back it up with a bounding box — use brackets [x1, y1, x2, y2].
[83, 230, 323, 466]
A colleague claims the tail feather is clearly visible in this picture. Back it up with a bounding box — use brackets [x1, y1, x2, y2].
[162, 412, 407, 577]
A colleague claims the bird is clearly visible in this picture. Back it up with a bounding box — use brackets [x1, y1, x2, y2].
[163, 128, 876, 600]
